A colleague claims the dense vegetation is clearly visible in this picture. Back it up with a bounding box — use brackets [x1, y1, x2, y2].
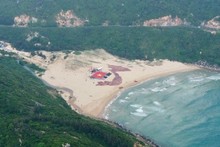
[0, 26, 220, 66]
[0, 0, 219, 26]
[0, 0, 219, 65]
[0, 55, 145, 146]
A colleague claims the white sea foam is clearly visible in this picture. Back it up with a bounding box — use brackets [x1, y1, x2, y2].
[189, 76, 205, 82]
[125, 122, 130, 125]
[140, 89, 150, 94]
[103, 91, 122, 116]
[151, 87, 167, 92]
[119, 99, 128, 103]
[161, 88, 167, 91]
[188, 73, 207, 82]
[130, 112, 147, 117]
[146, 106, 165, 113]
[136, 107, 144, 113]
[130, 104, 142, 108]
[163, 76, 177, 86]
[153, 81, 161, 86]
[153, 101, 161, 106]
[128, 92, 134, 96]
[107, 70, 220, 147]
[207, 74, 220, 81]
[104, 114, 109, 119]
[125, 96, 130, 100]
[140, 88, 148, 92]
[155, 82, 160, 85]
[112, 109, 117, 112]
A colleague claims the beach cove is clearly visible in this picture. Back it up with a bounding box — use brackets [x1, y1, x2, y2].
[0, 43, 198, 117]
[4, 46, 199, 118]
[39, 50, 198, 117]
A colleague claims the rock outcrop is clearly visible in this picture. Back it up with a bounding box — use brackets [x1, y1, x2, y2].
[14, 14, 38, 27]
[202, 16, 220, 30]
[102, 20, 109, 27]
[56, 10, 87, 27]
[143, 15, 185, 27]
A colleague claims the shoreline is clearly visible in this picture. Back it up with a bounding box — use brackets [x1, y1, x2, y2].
[97, 67, 199, 118]
[2, 45, 199, 118]
[9, 48, 200, 147]
[19, 49, 199, 118]
[98, 118, 160, 147]
[21, 58, 199, 147]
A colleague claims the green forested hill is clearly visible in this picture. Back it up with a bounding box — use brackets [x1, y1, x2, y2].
[0, 55, 146, 147]
[0, 0, 219, 26]
[0, 26, 220, 66]
[0, 0, 219, 66]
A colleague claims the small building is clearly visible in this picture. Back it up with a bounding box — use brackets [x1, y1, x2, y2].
[91, 67, 102, 73]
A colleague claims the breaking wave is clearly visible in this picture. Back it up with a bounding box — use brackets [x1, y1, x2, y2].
[130, 112, 148, 117]
[150, 87, 167, 92]
[188, 76, 205, 82]
[130, 104, 142, 108]
[105, 69, 220, 147]
[136, 107, 144, 113]
[162, 76, 177, 86]
[128, 92, 134, 96]
[119, 99, 128, 103]
[125, 96, 130, 99]
[207, 74, 220, 81]
[153, 101, 161, 106]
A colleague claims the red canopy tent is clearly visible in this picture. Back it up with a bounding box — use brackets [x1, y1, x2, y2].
[91, 71, 107, 79]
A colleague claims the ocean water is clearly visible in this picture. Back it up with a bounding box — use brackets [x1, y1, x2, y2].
[104, 70, 220, 147]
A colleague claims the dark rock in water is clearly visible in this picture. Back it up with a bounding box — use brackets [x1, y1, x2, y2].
[195, 60, 220, 72]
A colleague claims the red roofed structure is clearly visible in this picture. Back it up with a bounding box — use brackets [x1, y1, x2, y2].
[91, 71, 107, 79]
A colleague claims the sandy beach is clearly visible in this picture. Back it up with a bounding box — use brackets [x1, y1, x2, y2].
[38, 49, 198, 117]
[1, 44, 199, 117]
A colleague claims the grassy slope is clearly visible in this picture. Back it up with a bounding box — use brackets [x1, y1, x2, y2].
[0, 55, 144, 147]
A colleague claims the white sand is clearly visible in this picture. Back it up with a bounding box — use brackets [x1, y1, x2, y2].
[39, 49, 198, 117]
[2, 44, 198, 117]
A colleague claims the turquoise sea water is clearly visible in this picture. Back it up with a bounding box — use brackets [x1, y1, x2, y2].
[104, 70, 220, 147]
